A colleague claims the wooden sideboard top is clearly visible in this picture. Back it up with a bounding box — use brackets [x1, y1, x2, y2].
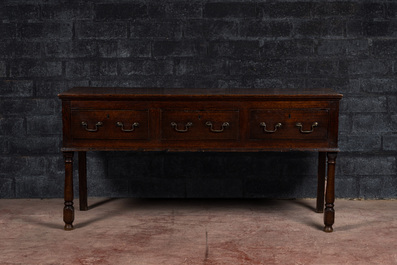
[58, 87, 343, 100]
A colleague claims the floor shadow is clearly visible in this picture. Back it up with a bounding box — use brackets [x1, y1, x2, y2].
[87, 197, 119, 210]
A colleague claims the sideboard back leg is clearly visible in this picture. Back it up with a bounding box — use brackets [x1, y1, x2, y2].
[324, 152, 337, 232]
[63, 151, 75, 230]
[316, 152, 326, 213]
[78, 151, 88, 211]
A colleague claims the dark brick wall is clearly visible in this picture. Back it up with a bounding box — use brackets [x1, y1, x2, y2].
[1, 0, 396, 199]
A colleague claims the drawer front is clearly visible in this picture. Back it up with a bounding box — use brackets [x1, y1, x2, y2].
[161, 110, 239, 140]
[71, 110, 149, 140]
[250, 109, 329, 140]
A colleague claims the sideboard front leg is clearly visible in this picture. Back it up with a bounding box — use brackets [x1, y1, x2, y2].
[63, 151, 75, 231]
[78, 151, 88, 211]
[316, 152, 326, 213]
[324, 152, 337, 232]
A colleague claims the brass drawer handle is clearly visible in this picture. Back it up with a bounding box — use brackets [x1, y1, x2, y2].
[116, 122, 139, 132]
[296, 122, 318, 134]
[259, 122, 282, 133]
[81, 121, 103, 132]
[206, 121, 229, 133]
[171, 122, 193, 133]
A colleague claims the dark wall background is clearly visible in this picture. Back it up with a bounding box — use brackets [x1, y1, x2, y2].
[1, 0, 396, 199]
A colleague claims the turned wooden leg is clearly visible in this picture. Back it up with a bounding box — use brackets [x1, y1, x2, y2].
[78, 151, 88, 211]
[63, 151, 74, 231]
[324, 152, 337, 233]
[316, 152, 326, 213]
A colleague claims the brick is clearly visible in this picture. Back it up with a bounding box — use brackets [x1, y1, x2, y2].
[307, 60, 341, 77]
[175, 58, 227, 76]
[352, 114, 393, 133]
[15, 176, 63, 198]
[360, 78, 395, 93]
[20, 22, 73, 40]
[312, 2, 360, 17]
[35, 80, 89, 98]
[338, 114, 351, 134]
[0, 156, 46, 176]
[260, 2, 312, 18]
[90, 78, 158, 89]
[76, 22, 128, 39]
[26, 115, 61, 135]
[348, 59, 392, 76]
[239, 20, 292, 38]
[117, 40, 151, 58]
[260, 39, 314, 59]
[119, 59, 173, 76]
[99, 60, 118, 76]
[0, 177, 14, 198]
[184, 20, 237, 39]
[65, 60, 96, 78]
[3, 4, 41, 22]
[306, 78, 360, 94]
[0, 117, 25, 136]
[87, 179, 129, 197]
[317, 40, 369, 57]
[230, 59, 306, 77]
[0, 80, 33, 97]
[358, 3, 385, 19]
[44, 41, 98, 58]
[338, 156, 396, 176]
[388, 96, 397, 113]
[364, 21, 395, 37]
[9, 41, 42, 59]
[153, 41, 206, 58]
[335, 177, 359, 198]
[42, 2, 93, 20]
[203, 3, 258, 18]
[346, 20, 363, 37]
[0, 99, 55, 116]
[340, 96, 387, 113]
[293, 19, 344, 37]
[0, 61, 6, 77]
[359, 176, 397, 199]
[386, 3, 397, 18]
[0, 23, 18, 39]
[95, 3, 147, 20]
[8, 136, 60, 155]
[209, 40, 260, 59]
[372, 39, 397, 58]
[339, 135, 381, 152]
[149, 2, 202, 19]
[383, 135, 397, 151]
[187, 177, 242, 198]
[131, 20, 182, 39]
[10, 60, 62, 78]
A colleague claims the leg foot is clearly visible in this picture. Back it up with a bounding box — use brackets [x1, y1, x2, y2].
[63, 151, 75, 230]
[323, 152, 337, 233]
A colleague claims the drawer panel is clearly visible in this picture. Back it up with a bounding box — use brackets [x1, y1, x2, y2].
[71, 110, 149, 140]
[250, 109, 329, 140]
[161, 110, 239, 140]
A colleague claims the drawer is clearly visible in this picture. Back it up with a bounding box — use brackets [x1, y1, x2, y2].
[161, 110, 239, 140]
[250, 109, 329, 140]
[71, 110, 149, 140]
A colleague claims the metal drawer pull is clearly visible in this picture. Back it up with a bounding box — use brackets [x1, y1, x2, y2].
[116, 122, 139, 132]
[260, 122, 282, 133]
[81, 121, 103, 132]
[296, 122, 319, 134]
[171, 122, 193, 132]
[206, 121, 229, 133]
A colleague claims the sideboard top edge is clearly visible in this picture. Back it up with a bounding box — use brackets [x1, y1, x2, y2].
[58, 87, 343, 100]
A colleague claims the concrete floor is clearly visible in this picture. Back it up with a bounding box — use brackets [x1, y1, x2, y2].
[0, 198, 396, 265]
